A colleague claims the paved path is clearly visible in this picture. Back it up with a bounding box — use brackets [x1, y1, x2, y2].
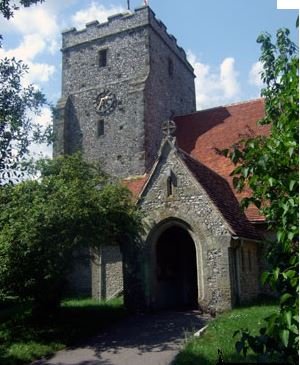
[33, 310, 209, 365]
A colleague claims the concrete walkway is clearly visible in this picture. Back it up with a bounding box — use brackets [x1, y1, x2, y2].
[33, 310, 209, 365]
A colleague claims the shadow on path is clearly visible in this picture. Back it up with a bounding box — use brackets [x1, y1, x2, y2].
[33, 310, 210, 365]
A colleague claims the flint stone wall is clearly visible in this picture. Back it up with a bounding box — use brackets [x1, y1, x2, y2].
[123, 144, 234, 313]
[92, 245, 123, 300]
[54, 6, 195, 178]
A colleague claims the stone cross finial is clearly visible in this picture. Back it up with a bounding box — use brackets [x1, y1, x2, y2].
[162, 119, 176, 139]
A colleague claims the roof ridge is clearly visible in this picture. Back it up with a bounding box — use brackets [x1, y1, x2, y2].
[220, 97, 264, 108]
[174, 97, 264, 118]
[123, 174, 147, 181]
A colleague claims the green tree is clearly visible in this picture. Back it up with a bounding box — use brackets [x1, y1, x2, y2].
[0, 0, 51, 185]
[0, 57, 50, 184]
[0, 153, 140, 311]
[0, 0, 44, 21]
[226, 29, 298, 363]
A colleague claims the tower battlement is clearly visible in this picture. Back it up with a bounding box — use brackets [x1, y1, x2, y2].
[62, 6, 191, 71]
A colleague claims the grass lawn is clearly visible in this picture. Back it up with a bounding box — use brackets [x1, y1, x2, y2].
[175, 301, 279, 365]
[0, 296, 126, 365]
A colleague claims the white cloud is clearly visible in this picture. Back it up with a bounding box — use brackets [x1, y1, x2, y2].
[0, 41, 56, 86]
[220, 57, 240, 98]
[1, 5, 59, 39]
[29, 141, 53, 159]
[34, 106, 52, 127]
[49, 39, 60, 55]
[0, 34, 46, 61]
[27, 62, 56, 83]
[187, 51, 241, 110]
[249, 61, 264, 87]
[71, 2, 125, 30]
[0, 2, 60, 87]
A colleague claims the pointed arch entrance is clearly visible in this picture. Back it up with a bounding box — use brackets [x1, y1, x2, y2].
[149, 220, 199, 310]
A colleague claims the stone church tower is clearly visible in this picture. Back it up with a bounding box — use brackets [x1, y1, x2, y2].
[54, 6, 196, 177]
[54, 5, 196, 299]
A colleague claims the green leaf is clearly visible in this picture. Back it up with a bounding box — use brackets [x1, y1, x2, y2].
[289, 324, 298, 335]
[287, 231, 295, 241]
[284, 310, 292, 327]
[283, 270, 296, 280]
[261, 271, 270, 285]
[273, 267, 280, 280]
[280, 329, 289, 347]
[280, 293, 292, 305]
[290, 277, 298, 288]
[277, 230, 284, 243]
[289, 180, 296, 191]
[242, 167, 250, 178]
[288, 146, 294, 157]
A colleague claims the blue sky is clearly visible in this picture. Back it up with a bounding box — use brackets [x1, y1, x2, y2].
[0, 0, 298, 156]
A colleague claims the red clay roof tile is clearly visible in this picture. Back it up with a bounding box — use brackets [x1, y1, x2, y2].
[123, 175, 148, 200]
[174, 98, 268, 222]
[179, 150, 261, 240]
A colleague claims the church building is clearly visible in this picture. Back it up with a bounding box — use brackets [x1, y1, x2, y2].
[54, 5, 268, 313]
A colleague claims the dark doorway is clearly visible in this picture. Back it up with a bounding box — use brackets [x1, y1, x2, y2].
[155, 226, 198, 309]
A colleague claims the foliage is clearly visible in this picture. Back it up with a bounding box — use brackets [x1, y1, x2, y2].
[0, 0, 51, 185]
[0, 296, 125, 365]
[0, 0, 44, 20]
[0, 57, 51, 185]
[175, 301, 278, 365]
[224, 28, 298, 363]
[0, 153, 141, 310]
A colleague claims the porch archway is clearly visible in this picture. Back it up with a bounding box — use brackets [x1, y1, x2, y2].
[150, 223, 198, 309]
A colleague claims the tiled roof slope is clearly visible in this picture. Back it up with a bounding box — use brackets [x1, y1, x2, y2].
[174, 99, 269, 222]
[179, 150, 261, 240]
[123, 175, 148, 199]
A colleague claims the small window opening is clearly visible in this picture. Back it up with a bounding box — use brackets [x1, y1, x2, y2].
[248, 250, 252, 271]
[168, 58, 174, 77]
[97, 120, 104, 137]
[99, 49, 107, 67]
[167, 176, 173, 197]
[166, 170, 177, 197]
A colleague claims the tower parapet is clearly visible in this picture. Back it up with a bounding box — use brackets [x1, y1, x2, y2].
[62, 6, 193, 73]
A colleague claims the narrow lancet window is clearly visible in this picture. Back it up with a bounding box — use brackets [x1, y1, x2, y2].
[167, 176, 173, 196]
[97, 120, 104, 137]
[99, 49, 107, 67]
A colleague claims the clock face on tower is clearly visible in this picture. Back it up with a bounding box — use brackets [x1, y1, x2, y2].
[94, 89, 117, 115]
